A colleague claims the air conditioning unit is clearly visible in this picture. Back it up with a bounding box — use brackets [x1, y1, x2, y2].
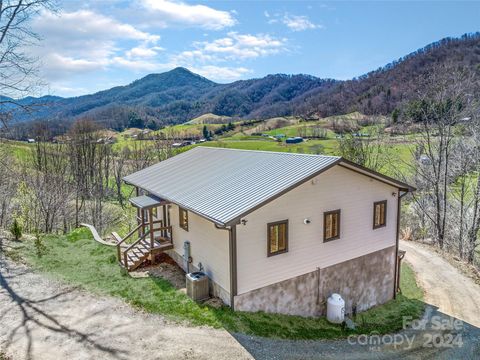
[186, 271, 209, 301]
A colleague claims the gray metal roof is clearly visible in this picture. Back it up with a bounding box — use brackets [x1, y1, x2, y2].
[129, 194, 167, 209]
[123, 147, 341, 225]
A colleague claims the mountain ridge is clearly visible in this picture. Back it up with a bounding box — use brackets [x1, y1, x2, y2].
[6, 32, 480, 132]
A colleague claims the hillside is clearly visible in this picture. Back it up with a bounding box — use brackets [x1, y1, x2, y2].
[187, 113, 232, 125]
[294, 33, 480, 117]
[6, 32, 480, 135]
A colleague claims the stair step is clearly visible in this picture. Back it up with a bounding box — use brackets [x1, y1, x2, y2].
[119, 237, 173, 271]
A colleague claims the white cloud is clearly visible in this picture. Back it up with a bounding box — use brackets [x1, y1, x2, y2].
[28, 6, 287, 94]
[30, 10, 162, 78]
[265, 12, 322, 32]
[126, 44, 164, 59]
[190, 65, 252, 82]
[283, 14, 320, 31]
[167, 32, 286, 83]
[141, 0, 236, 30]
[175, 32, 287, 63]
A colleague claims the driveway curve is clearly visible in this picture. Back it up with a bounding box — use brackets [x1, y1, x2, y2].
[400, 240, 480, 328]
[235, 241, 480, 359]
[0, 259, 253, 360]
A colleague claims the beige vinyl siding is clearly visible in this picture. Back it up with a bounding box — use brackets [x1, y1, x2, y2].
[236, 166, 398, 295]
[170, 204, 230, 292]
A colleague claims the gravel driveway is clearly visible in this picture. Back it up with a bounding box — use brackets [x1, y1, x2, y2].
[0, 259, 253, 360]
[235, 241, 480, 359]
[1, 241, 479, 360]
[400, 240, 480, 328]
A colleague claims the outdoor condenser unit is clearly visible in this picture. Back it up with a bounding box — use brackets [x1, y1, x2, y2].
[186, 272, 209, 301]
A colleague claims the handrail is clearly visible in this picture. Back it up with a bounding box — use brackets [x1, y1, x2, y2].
[119, 225, 174, 268]
[117, 223, 143, 246]
[121, 231, 150, 267]
[125, 231, 149, 253]
[154, 226, 172, 232]
[116, 223, 143, 262]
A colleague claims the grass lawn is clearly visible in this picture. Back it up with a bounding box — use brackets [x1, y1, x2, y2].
[197, 139, 339, 155]
[6, 228, 424, 340]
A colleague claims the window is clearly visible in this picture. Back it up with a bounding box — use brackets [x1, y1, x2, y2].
[267, 220, 288, 256]
[373, 200, 387, 229]
[179, 207, 189, 231]
[324, 210, 341, 242]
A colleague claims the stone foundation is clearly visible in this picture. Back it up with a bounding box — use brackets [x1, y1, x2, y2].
[234, 270, 321, 317]
[166, 249, 231, 305]
[234, 246, 396, 317]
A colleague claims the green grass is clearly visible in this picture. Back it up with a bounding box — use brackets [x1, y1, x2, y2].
[7, 228, 425, 340]
[2, 141, 35, 163]
[198, 139, 339, 155]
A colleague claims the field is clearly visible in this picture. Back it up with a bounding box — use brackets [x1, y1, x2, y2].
[4, 112, 416, 181]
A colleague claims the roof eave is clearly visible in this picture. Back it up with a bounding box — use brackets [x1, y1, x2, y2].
[338, 158, 416, 192]
[123, 179, 227, 227]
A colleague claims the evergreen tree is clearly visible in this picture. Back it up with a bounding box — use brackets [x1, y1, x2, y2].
[10, 219, 22, 241]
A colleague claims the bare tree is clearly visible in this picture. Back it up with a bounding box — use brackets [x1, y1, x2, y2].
[0, 0, 54, 129]
[67, 118, 117, 233]
[0, 141, 18, 227]
[401, 64, 480, 253]
[337, 125, 391, 172]
[29, 139, 71, 233]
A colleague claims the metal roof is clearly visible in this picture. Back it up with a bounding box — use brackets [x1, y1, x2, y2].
[123, 147, 413, 226]
[129, 194, 168, 209]
[123, 147, 340, 226]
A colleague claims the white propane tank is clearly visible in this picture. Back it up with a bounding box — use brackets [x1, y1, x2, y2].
[327, 293, 345, 324]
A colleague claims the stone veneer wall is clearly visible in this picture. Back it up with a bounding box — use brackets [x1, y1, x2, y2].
[166, 249, 231, 305]
[234, 245, 396, 317]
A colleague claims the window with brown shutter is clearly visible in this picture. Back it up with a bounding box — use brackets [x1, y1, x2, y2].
[373, 200, 387, 229]
[267, 220, 288, 256]
[324, 209, 341, 242]
[179, 207, 189, 231]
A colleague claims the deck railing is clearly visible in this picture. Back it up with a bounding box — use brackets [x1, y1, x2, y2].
[114, 222, 173, 268]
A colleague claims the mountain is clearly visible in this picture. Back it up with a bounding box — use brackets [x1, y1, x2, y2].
[294, 32, 480, 117]
[6, 32, 480, 132]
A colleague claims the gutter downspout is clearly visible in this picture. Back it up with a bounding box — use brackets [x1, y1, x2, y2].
[393, 190, 408, 299]
[215, 223, 237, 310]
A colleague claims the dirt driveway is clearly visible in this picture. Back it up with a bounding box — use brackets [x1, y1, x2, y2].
[0, 259, 253, 360]
[2, 241, 480, 360]
[400, 240, 480, 328]
[235, 241, 480, 359]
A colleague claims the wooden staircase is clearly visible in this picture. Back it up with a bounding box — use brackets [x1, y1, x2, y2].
[112, 223, 173, 271]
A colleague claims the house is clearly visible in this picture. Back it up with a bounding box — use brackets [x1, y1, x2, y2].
[118, 147, 414, 317]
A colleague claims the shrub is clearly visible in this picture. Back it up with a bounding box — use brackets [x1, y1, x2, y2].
[10, 219, 22, 241]
[34, 231, 47, 258]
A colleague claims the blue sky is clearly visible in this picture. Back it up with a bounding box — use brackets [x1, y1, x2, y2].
[30, 1, 480, 97]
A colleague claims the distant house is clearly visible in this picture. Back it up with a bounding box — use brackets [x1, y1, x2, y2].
[118, 147, 414, 317]
[27, 138, 35, 143]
